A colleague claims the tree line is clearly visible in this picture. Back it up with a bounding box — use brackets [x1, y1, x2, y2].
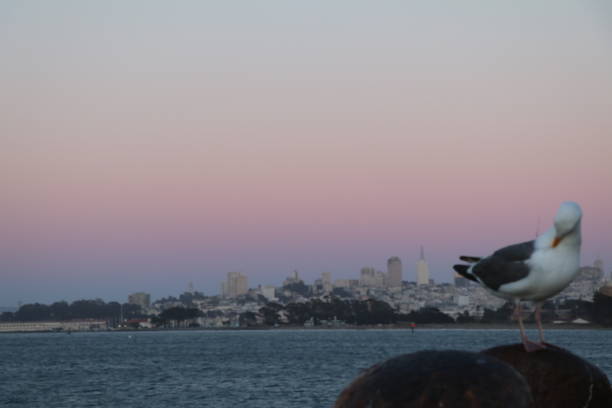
[253, 298, 454, 327]
[2, 291, 611, 327]
[249, 294, 612, 327]
[0, 299, 144, 323]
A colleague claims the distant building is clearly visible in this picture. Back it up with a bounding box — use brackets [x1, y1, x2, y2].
[334, 279, 359, 289]
[314, 272, 333, 293]
[387, 257, 402, 287]
[416, 246, 430, 285]
[321, 272, 332, 286]
[455, 295, 470, 306]
[283, 270, 303, 286]
[360, 267, 375, 286]
[128, 292, 151, 309]
[360, 267, 385, 288]
[260, 285, 277, 302]
[594, 257, 604, 277]
[576, 264, 604, 282]
[222, 272, 249, 298]
[186, 281, 195, 294]
[454, 273, 470, 288]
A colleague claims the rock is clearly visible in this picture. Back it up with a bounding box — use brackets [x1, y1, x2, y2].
[483, 343, 612, 408]
[334, 350, 533, 407]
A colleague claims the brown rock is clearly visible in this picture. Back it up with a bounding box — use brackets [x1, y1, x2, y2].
[483, 343, 612, 408]
[335, 350, 533, 408]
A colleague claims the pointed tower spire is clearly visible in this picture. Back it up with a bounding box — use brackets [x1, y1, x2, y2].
[416, 245, 429, 285]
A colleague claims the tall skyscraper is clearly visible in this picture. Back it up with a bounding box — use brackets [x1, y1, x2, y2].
[416, 245, 430, 285]
[387, 256, 403, 287]
[222, 272, 248, 298]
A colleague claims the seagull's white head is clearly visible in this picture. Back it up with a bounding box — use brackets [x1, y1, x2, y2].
[552, 201, 582, 248]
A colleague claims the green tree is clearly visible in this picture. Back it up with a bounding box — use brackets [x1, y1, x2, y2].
[158, 307, 202, 327]
[285, 302, 310, 325]
[259, 302, 284, 326]
[480, 302, 514, 323]
[456, 311, 476, 324]
[403, 307, 454, 324]
[331, 288, 351, 298]
[239, 311, 258, 327]
[0, 312, 15, 322]
[558, 299, 593, 321]
[592, 292, 612, 326]
[15, 303, 51, 321]
[49, 301, 71, 320]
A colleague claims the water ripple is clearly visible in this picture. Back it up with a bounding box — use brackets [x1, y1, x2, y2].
[0, 329, 609, 407]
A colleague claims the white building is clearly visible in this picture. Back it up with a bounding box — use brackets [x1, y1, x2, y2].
[261, 285, 277, 302]
[416, 246, 430, 285]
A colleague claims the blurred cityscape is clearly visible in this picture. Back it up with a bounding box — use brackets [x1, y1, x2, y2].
[1, 250, 611, 332]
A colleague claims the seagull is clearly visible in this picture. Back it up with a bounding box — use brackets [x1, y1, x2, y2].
[453, 201, 582, 352]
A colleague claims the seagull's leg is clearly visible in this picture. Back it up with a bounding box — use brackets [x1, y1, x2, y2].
[534, 302, 546, 345]
[516, 300, 544, 352]
[515, 300, 529, 344]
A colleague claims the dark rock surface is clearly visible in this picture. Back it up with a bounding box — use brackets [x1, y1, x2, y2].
[335, 350, 533, 407]
[483, 343, 612, 408]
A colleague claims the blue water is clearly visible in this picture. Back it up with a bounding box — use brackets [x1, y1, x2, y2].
[1, 329, 610, 407]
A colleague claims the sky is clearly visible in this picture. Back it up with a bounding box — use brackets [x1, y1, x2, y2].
[2, 1, 612, 305]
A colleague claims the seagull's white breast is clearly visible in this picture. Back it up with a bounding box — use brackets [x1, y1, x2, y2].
[499, 243, 580, 301]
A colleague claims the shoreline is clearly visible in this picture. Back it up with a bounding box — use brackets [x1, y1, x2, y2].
[1, 322, 609, 334]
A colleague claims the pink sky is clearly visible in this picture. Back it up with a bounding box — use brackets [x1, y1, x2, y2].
[1, 2, 612, 304]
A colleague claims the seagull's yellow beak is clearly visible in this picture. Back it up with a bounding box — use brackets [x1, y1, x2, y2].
[552, 236, 562, 248]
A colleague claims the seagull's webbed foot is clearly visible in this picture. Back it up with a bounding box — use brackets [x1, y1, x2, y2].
[522, 339, 546, 352]
[515, 300, 546, 352]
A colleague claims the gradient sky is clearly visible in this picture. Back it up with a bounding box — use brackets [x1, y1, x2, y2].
[2, 1, 612, 305]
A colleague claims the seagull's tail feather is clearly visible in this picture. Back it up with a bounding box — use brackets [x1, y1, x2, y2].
[453, 264, 478, 282]
[459, 256, 481, 263]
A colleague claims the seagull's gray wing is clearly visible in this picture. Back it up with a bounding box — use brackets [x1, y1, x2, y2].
[472, 241, 535, 291]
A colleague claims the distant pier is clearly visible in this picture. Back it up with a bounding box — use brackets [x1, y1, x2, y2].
[0, 320, 108, 333]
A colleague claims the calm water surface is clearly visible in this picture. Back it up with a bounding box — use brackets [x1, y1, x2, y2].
[1, 329, 610, 407]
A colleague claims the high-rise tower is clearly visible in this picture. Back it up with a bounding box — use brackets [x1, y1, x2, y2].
[222, 272, 248, 298]
[387, 256, 403, 287]
[416, 245, 430, 285]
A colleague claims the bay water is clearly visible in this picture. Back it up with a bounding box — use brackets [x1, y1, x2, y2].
[1, 329, 610, 407]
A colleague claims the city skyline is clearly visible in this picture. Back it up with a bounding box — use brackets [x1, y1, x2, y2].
[2, 2, 612, 305]
[2, 252, 607, 307]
